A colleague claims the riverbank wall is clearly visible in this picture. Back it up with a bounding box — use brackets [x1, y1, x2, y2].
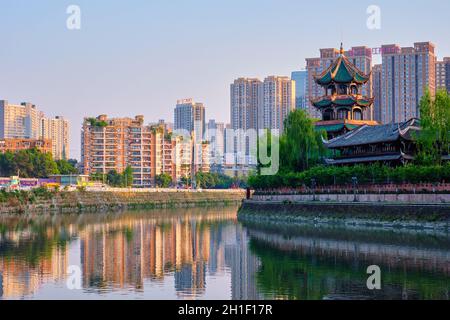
[239, 194, 450, 230]
[0, 190, 246, 214]
[251, 193, 450, 204]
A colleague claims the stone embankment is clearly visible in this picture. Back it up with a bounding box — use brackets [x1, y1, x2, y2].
[251, 193, 450, 204]
[0, 190, 246, 214]
[239, 193, 450, 230]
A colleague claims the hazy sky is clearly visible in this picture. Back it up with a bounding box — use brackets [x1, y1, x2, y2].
[1, 0, 449, 159]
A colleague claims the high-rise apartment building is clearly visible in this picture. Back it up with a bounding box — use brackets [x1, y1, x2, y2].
[41, 116, 70, 160]
[207, 120, 225, 166]
[82, 115, 208, 187]
[291, 71, 307, 109]
[174, 99, 206, 143]
[447, 58, 450, 92]
[0, 101, 44, 139]
[261, 76, 295, 133]
[380, 42, 436, 123]
[81, 115, 153, 187]
[173, 135, 193, 182]
[436, 57, 450, 92]
[306, 46, 372, 119]
[372, 64, 383, 123]
[230, 78, 262, 131]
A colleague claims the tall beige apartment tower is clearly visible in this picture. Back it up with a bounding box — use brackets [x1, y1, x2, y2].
[41, 116, 70, 160]
[306, 46, 372, 120]
[230, 78, 263, 131]
[380, 42, 436, 124]
[0, 100, 44, 139]
[261, 76, 295, 133]
[372, 64, 383, 123]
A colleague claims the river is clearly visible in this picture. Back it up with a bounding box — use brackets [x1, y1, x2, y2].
[0, 207, 448, 300]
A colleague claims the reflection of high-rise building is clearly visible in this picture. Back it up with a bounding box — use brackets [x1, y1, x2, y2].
[1, 209, 252, 299]
[0, 243, 68, 299]
[225, 227, 261, 300]
[380, 42, 436, 123]
[208, 227, 223, 275]
[0, 272, 3, 298]
[77, 211, 233, 296]
[174, 263, 206, 297]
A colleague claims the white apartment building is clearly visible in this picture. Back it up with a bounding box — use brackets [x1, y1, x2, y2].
[41, 116, 70, 160]
[261, 76, 295, 133]
[174, 98, 206, 143]
[0, 100, 44, 139]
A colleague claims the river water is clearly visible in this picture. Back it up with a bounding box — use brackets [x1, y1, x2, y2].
[0, 207, 448, 300]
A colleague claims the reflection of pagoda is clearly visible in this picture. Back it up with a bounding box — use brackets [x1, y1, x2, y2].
[312, 44, 378, 138]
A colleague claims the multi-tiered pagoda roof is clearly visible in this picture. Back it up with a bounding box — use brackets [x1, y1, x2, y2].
[312, 44, 378, 138]
[313, 53, 371, 86]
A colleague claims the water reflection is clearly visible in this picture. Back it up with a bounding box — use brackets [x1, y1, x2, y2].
[0, 208, 449, 300]
[0, 208, 261, 300]
[244, 221, 450, 300]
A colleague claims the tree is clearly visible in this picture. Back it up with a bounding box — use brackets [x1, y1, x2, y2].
[155, 173, 172, 188]
[279, 109, 326, 172]
[195, 172, 236, 189]
[68, 159, 78, 168]
[416, 89, 450, 165]
[256, 129, 274, 175]
[32, 150, 58, 178]
[180, 176, 191, 187]
[0, 148, 58, 178]
[0, 151, 14, 177]
[106, 170, 122, 187]
[55, 159, 78, 175]
[122, 166, 134, 187]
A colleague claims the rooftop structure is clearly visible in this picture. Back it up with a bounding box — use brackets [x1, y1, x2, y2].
[323, 118, 420, 166]
[312, 44, 378, 138]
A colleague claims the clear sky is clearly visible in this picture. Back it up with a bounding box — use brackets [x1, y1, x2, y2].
[1, 0, 449, 159]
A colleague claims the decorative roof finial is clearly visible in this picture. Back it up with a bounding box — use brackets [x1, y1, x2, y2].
[340, 42, 344, 55]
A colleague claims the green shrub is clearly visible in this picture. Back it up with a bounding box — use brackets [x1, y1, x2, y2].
[249, 163, 450, 190]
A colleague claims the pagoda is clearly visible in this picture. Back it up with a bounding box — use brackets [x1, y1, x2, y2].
[312, 44, 378, 138]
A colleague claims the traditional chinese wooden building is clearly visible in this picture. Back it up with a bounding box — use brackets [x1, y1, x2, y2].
[312, 44, 378, 138]
[323, 118, 420, 166]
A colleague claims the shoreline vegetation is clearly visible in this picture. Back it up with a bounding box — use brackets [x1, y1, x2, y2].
[249, 164, 450, 191]
[0, 188, 246, 215]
